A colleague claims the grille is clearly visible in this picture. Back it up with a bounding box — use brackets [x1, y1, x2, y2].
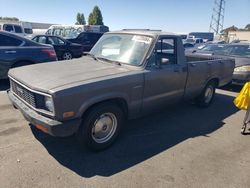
[10, 80, 36, 108]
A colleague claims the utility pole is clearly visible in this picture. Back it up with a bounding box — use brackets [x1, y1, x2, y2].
[209, 0, 225, 34]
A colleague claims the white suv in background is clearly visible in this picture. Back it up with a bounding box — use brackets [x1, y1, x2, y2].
[0, 23, 25, 37]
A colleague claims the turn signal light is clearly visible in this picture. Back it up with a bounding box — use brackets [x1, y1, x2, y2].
[63, 111, 75, 119]
[35, 124, 49, 133]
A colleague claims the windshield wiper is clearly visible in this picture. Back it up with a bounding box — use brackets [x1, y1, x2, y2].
[96, 57, 122, 66]
[85, 52, 98, 61]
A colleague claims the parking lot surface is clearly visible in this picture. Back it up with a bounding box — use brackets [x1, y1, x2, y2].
[0, 83, 250, 188]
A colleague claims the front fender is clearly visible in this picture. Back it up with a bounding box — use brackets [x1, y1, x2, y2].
[77, 92, 130, 118]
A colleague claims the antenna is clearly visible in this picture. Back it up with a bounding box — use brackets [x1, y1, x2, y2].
[209, 0, 225, 34]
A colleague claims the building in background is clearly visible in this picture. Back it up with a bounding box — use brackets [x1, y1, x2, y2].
[228, 31, 250, 43]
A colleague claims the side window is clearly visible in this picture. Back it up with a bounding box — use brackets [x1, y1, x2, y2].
[49, 37, 65, 45]
[0, 34, 22, 46]
[46, 29, 51, 35]
[38, 36, 47, 44]
[47, 37, 55, 44]
[14, 25, 22, 33]
[93, 33, 102, 42]
[79, 33, 89, 42]
[57, 38, 65, 45]
[155, 38, 176, 65]
[4, 24, 14, 32]
[32, 36, 38, 42]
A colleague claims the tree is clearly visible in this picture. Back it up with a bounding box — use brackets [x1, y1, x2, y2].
[75, 13, 86, 25]
[0, 17, 19, 21]
[245, 24, 250, 31]
[88, 13, 94, 25]
[88, 6, 104, 25]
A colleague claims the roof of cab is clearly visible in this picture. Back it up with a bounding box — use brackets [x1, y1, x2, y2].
[107, 29, 179, 38]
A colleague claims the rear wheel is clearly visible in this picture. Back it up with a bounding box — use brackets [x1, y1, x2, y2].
[196, 81, 216, 107]
[77, 102, 124, 151]
[62, 52, 73, 60]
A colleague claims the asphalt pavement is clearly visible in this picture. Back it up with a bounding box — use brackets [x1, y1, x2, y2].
[0, 83, 250, 188]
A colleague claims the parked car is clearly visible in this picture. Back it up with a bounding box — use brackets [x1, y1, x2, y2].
[0, 31, 57, 79]
[188, 32, 214, 42]
[186, 44, 226, 55]
[67, 32, 103, 52]
[183, 42, 195, 49]
[0, 23, 25, 37]
[214, 43, 250, 85]
[184, 38, 204, 45]
[32, 35, 83, 60]
[7, 30, 235, 151]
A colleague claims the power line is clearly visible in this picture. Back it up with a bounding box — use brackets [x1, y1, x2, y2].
[209, 0, 225, 34]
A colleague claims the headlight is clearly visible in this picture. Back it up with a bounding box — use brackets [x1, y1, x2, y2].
[235, 66, 250, 72]
[45, 96, 54, 113]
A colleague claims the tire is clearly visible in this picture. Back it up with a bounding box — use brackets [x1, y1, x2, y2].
[62, 51, 73, 60]
[77, 102, 124, 151]
[12, 61, 32, 68]
[196, 81, 216, 107]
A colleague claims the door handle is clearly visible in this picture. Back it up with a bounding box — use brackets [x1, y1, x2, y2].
[5, 50, 16, 54]
[207, 62, 212, 65]
[191, 63, 196, 67]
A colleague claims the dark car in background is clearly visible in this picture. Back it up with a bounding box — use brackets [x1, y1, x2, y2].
[0, 31, 57, 80]
[32, 35, 83, 60]
[67, 32, 103, 52]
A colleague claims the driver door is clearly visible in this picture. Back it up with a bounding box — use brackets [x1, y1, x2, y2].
[142, 37, 187, 113]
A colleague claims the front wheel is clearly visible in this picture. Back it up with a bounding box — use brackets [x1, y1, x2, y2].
[77, 102, 124, 151]
[196, 81, 216, 107]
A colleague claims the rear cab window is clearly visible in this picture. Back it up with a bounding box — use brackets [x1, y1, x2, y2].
[155, 38, 177, 65]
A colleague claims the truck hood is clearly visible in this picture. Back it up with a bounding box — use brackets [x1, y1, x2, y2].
[8, 56, 131, 93]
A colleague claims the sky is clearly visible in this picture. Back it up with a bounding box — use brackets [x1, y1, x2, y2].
[0, 0, 250, 33]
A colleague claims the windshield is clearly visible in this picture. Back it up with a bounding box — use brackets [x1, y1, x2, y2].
[215, 45, 250, 57]
[90, 34, 153, 66]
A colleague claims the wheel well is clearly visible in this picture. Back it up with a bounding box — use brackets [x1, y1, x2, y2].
[82, 98, 128, 119]
[208, 78, 219, 87]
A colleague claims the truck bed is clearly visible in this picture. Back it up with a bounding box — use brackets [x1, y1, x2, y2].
[183, 54, 235, 100]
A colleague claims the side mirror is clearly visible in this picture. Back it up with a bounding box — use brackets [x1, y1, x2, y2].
[161, 58, 170, 64]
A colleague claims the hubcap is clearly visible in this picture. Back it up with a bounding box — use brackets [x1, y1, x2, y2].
[204, 86, 214, 104]
[63, 52, 72, 60]
[91, 113, 117, 143]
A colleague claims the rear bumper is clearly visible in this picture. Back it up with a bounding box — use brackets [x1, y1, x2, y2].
[7, 90, 81, 137]
[232, 72, 250, 85]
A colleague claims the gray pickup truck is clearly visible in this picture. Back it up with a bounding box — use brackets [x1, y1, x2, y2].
[7, 30, 235, 151]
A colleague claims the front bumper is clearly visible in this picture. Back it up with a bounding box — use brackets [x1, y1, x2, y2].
[232, 72, 250, 85]
[7, 90, 81, 137]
